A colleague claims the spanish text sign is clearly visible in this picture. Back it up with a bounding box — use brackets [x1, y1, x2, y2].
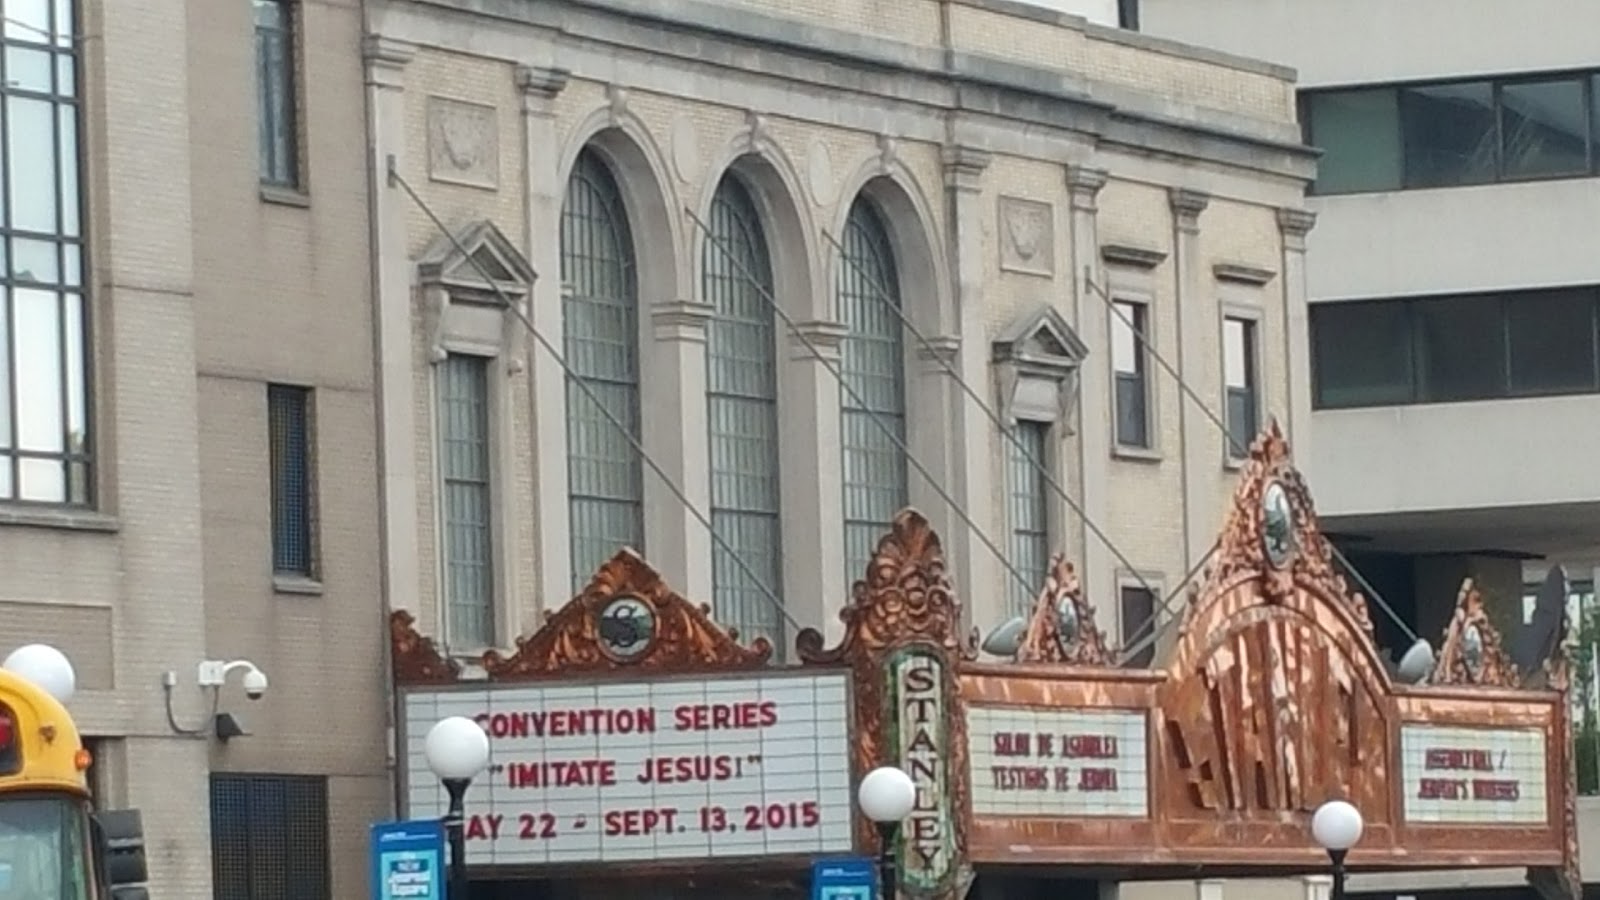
[370, 819, 444, 900]
[403, 673, 854, 865]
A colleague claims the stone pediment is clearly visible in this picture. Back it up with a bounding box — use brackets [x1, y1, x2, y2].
[416, 219, 535, 296]
[990, 305, 1089, 374]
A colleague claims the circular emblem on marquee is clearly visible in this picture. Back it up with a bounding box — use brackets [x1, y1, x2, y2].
[1055, 595, 1080, 654]
[1261, 480, 1296, 569]
[1462, 622, 1485, 677]
[595, 595, 656, 663]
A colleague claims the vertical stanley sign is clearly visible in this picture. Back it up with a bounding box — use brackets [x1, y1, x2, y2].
[794, 511, 970, 900]
[890, 647, 954, 892]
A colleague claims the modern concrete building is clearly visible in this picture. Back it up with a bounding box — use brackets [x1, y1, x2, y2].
[1138, 1, 1600, 895]
[364, 0, 1324, 897]
[0, 0, 387, 897]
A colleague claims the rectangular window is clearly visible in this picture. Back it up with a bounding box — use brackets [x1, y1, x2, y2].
[1223, 317, 1257, 459]
[1111, 300, 1150, 449]
[254, 0, 299, 187]
[210, 773, 329, 900]
[1400, 81, 1497, 188]
[1306, 89, 1403, 193]
[267, 384, 315, 577]
[1005, 420, 1051, 615]
[1304, 68, 1600, 194]
[1500, 77, 1589, 180]
[0, 1, 89, 506]
[1119, 584, 1156, 668]
[1414, 293, 1506, 402]
[437, 354, 493, 649]
[1311, 301, 1416, 408]
[1506, 288, 1598, 395]
[1310, 286, 1600, 408]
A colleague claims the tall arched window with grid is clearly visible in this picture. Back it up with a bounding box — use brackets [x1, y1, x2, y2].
[702, 174, 784, 650]
[836, 197, 908, 588]
[560, 148, 644, 589]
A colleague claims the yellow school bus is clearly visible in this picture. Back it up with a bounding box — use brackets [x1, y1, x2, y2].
[0, 645, 148, 900]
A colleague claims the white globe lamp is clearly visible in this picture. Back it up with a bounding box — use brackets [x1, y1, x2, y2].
[424, 716, 490, 782]
[858, 766, 916, 900]
[3, 644, 77, 704]
[858, 765, 916, 823]
[1312, 799, 1363, 900]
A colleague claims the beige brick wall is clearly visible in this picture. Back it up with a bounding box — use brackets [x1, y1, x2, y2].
[0, 0, 386, 898]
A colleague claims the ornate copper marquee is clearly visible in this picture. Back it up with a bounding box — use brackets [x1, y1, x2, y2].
[389, 423, 1578, 898]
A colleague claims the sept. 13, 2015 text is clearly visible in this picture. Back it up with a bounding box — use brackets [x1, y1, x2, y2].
[464, 801, 823, 841]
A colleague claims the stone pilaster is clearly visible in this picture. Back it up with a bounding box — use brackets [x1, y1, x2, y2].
[940, 145, 995, 630]
[362, 36, 420, 617]
[1168, 187, 1211, 569]
[517, 65, 572, 612]
[645, 299, 717, 602]
[1066, 164, 1111, 632]
[782, 319, 851, 644]
[1278, 206, 1318, 465]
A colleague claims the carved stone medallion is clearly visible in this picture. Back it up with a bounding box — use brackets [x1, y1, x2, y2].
[426, 96, 499, 190]
[997, 196, 1054, 278]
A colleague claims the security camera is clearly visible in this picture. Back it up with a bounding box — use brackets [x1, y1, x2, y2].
[241, 668, 268, 701]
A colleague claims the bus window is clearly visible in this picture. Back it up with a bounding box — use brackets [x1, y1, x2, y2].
[0, 797, 93, 900]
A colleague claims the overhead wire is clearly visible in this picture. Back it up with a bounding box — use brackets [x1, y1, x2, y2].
[818, 228, 1188, 659]
[686, 208, 1039, 602]
[1081, 273, 1423, 653]
[388, 161, 808, 639]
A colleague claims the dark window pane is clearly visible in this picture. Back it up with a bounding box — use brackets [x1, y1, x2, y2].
[1401, 82, 1497, 188]
[210, 774, 329, 900]
[1506, 289, 1598, 394]
[268, 384, 313, 576]
[1415, 294, 1506, 402]
[1311, 301, 1416, 408]
[1500, 78, 1588, 179]
[1114, 373, 1147, 448]
[1224, 318, 1256, 456]
[1120, 586, 1155, 668]
[1307, 89, 1403, 193]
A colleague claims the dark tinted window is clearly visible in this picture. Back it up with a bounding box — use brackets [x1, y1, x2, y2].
[1312, 302, 1415, 408]
[1414, 293, 1505, 401]
[1506, 289, 1598, 394]
[1310, 286, 1600, 408]
[1302, 68, 1600, 194]
[1500, 78, 1589, 179]
[1400, 81, 1497, 188]
[1120, 585, 1155, 668]
[1307, 89, 1403, 193]
[211, 774, 329, 900]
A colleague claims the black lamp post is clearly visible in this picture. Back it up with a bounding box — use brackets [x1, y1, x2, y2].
[857, 766, 916, 900]
[425, 716, 491, 900]
[1311, 799, 1364, 900]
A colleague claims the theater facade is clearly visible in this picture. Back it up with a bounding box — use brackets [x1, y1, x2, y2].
[386, 428, 1580, 900]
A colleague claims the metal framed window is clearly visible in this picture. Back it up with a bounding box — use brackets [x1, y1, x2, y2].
[210, 773, 329, 900]
[0, 0, 89, 506]
[1006, 419, 1051, 615]
[837, 197, 907, 588]
[703, 175, 784, 651]
[437, 354, 494, 648]
[1223, 316, 1258, 458]
[1111, 299, 1150, 449]
[254, 0, 299, 187]
[267, 384, 315, 577]
[1119, 583, 1156, 667]
[561, 148, 643, 589]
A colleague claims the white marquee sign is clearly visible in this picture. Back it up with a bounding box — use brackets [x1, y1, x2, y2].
[966, 706, 1149, 818]
[404, 672, 854, 865]
[1400, 724, 1548, 825]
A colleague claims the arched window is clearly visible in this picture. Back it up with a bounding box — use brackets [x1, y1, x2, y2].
[560, 148, 643, 588]
[702, 174, 784, 647]
[837, 197, 907, 586]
